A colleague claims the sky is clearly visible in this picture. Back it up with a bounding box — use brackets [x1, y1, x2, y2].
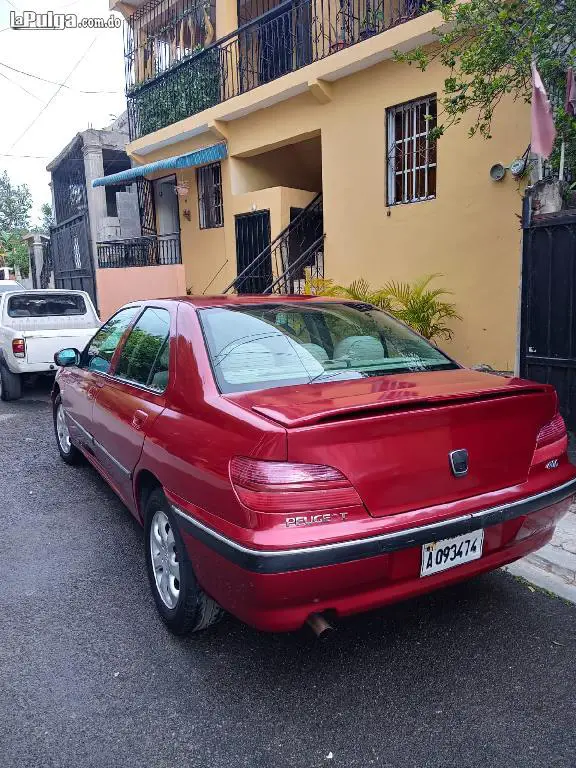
[0, 0, 127, 225]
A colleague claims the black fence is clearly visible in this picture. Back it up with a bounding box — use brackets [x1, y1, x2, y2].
[40, 239, 53, 289]
[97, 234, 182, 269]
[127, 0, 423, 139]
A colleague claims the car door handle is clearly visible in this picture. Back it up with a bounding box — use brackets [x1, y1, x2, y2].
[132, 409, 148, 430]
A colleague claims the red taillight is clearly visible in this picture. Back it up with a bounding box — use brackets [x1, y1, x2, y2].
[536, 412, 566, 448]
[230, 457, 362, 513]
[11, 338, 25, 358]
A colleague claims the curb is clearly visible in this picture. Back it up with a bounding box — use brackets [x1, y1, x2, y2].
[503, 560, 576, 604]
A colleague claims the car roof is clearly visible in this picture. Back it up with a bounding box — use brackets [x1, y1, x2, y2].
[141, 295, 350, 309]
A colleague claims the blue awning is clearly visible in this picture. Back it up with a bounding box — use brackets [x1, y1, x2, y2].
[92, 142, 227, 187]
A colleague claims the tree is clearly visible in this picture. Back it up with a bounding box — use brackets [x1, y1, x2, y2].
[0, 232, 29, 278]
[396, 0, 576, 146]
[0, 170, 32, 232]
[33, 202, 54, 234]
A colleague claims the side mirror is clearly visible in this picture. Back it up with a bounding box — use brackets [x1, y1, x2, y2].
[54, 348, 80, 367]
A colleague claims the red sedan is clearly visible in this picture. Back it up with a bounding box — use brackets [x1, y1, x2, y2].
[52, 296, 576, 635]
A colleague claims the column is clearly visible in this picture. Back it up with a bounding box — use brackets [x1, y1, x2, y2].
[82, 131, 108, 270]
[216, 0, 238, 38]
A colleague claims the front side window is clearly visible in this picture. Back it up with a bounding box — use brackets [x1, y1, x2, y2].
[85, 307, 139, 374]
[8, 293, 86, 317]
[387, 95, 437, 205]
[114, 307, 171, 390]
[199, 302, 457, 394]
[197, 162, 224, 229]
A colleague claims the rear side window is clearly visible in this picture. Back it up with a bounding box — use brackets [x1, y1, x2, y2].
[114, 308, 171, 391]
[7, 293, 86, 317]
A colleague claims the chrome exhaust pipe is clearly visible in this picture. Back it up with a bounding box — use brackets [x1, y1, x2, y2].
[306, 612, 336, 641]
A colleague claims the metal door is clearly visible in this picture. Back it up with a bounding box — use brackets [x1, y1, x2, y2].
[50, 213, 97, 309]
[234, 210, 272, 294]
[520, 211, 576, 430]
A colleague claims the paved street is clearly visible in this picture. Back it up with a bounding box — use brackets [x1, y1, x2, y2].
[1, 385, 575, 768]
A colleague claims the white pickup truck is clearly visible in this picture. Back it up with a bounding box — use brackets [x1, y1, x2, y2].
[0, 289, 100, 400]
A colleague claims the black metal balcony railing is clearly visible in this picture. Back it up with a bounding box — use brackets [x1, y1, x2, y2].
[97, 234, 182, 269]
[127, 0, 424, 140]
[125, 0, 216, 90]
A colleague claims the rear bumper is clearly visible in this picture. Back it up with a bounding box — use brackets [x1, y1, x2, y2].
[174, 478, 576, 631]
[8, 361, 57, 375]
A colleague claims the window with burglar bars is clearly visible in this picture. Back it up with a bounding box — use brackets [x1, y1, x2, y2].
[197, 162, 224, 229]
[387, 96, 437, 206]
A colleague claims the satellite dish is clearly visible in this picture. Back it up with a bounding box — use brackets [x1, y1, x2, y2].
[490, 163, 506, 181]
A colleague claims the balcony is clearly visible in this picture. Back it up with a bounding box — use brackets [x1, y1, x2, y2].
[97, 233, 182, 268]
[126, 0, 424, 140]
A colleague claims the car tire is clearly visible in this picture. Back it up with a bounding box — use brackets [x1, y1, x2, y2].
[144, 488, 224, 635]
[53, 393, 83, 465]
[0, 362, 22, 401]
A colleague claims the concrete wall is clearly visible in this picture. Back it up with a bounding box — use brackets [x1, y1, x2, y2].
[96, 265, 187, 320]
[230, 137, 323, 194]
[173, 165, 229, 295]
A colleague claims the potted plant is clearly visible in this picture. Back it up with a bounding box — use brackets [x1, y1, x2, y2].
[330, 0, 354, 51]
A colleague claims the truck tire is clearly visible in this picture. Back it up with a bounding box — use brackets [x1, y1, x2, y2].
[144, 488, 225, 635]
[0, 363, 22, 401]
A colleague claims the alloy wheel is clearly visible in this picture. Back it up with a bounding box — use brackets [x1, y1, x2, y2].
[150, 509, 180, 609]
[56, 403, 71, 454]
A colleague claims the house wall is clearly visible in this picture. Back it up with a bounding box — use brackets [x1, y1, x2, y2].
[96, 264, 186, 320]
[127, 50, 529, 370]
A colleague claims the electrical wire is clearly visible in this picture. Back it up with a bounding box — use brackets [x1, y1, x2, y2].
[0, 153, 50, 158]
[0, 68, 43, 101]
[0, 60, 122, 94]
[9, 34, 100, 150]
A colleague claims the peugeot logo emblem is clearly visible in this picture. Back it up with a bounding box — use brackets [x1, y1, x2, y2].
[449, 449, 469, 478]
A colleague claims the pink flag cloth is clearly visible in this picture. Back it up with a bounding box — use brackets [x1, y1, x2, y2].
[531, 63, 556, 158]
[566, 67, 576, 116]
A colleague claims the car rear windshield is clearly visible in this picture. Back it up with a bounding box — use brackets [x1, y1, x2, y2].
[7, 293, 87, 318]
[199, 302, 458, 393]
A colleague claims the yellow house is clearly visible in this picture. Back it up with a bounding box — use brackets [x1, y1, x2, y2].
[99, 0, 530, 370]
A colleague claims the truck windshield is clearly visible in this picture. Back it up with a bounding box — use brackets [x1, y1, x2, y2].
[199, 302, 458, 393]
[7, 293, 87, 317]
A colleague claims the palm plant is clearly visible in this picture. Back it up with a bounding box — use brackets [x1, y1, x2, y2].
[382, 273, 461, 341]
[304, 272, 460, 341]
[304, 275, 391, 309]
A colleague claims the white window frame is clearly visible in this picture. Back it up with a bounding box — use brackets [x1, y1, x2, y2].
[387, 95, 437, 206]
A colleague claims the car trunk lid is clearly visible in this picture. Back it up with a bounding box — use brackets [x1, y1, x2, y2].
[226, 370, 556, 517]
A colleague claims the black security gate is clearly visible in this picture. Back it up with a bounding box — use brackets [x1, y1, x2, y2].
[234, 211, 271, 294]
[520, 209, 576, 430]
[50, 213, 97, 309]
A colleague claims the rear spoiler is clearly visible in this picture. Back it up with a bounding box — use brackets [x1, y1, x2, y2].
[250, 385, 551, 428]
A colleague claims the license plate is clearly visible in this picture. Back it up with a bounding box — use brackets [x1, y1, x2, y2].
[420, 530, 484, 577]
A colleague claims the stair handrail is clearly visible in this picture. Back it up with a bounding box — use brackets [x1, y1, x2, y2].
[223, 192, 323, 294]
[263, 234, 325, 294]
